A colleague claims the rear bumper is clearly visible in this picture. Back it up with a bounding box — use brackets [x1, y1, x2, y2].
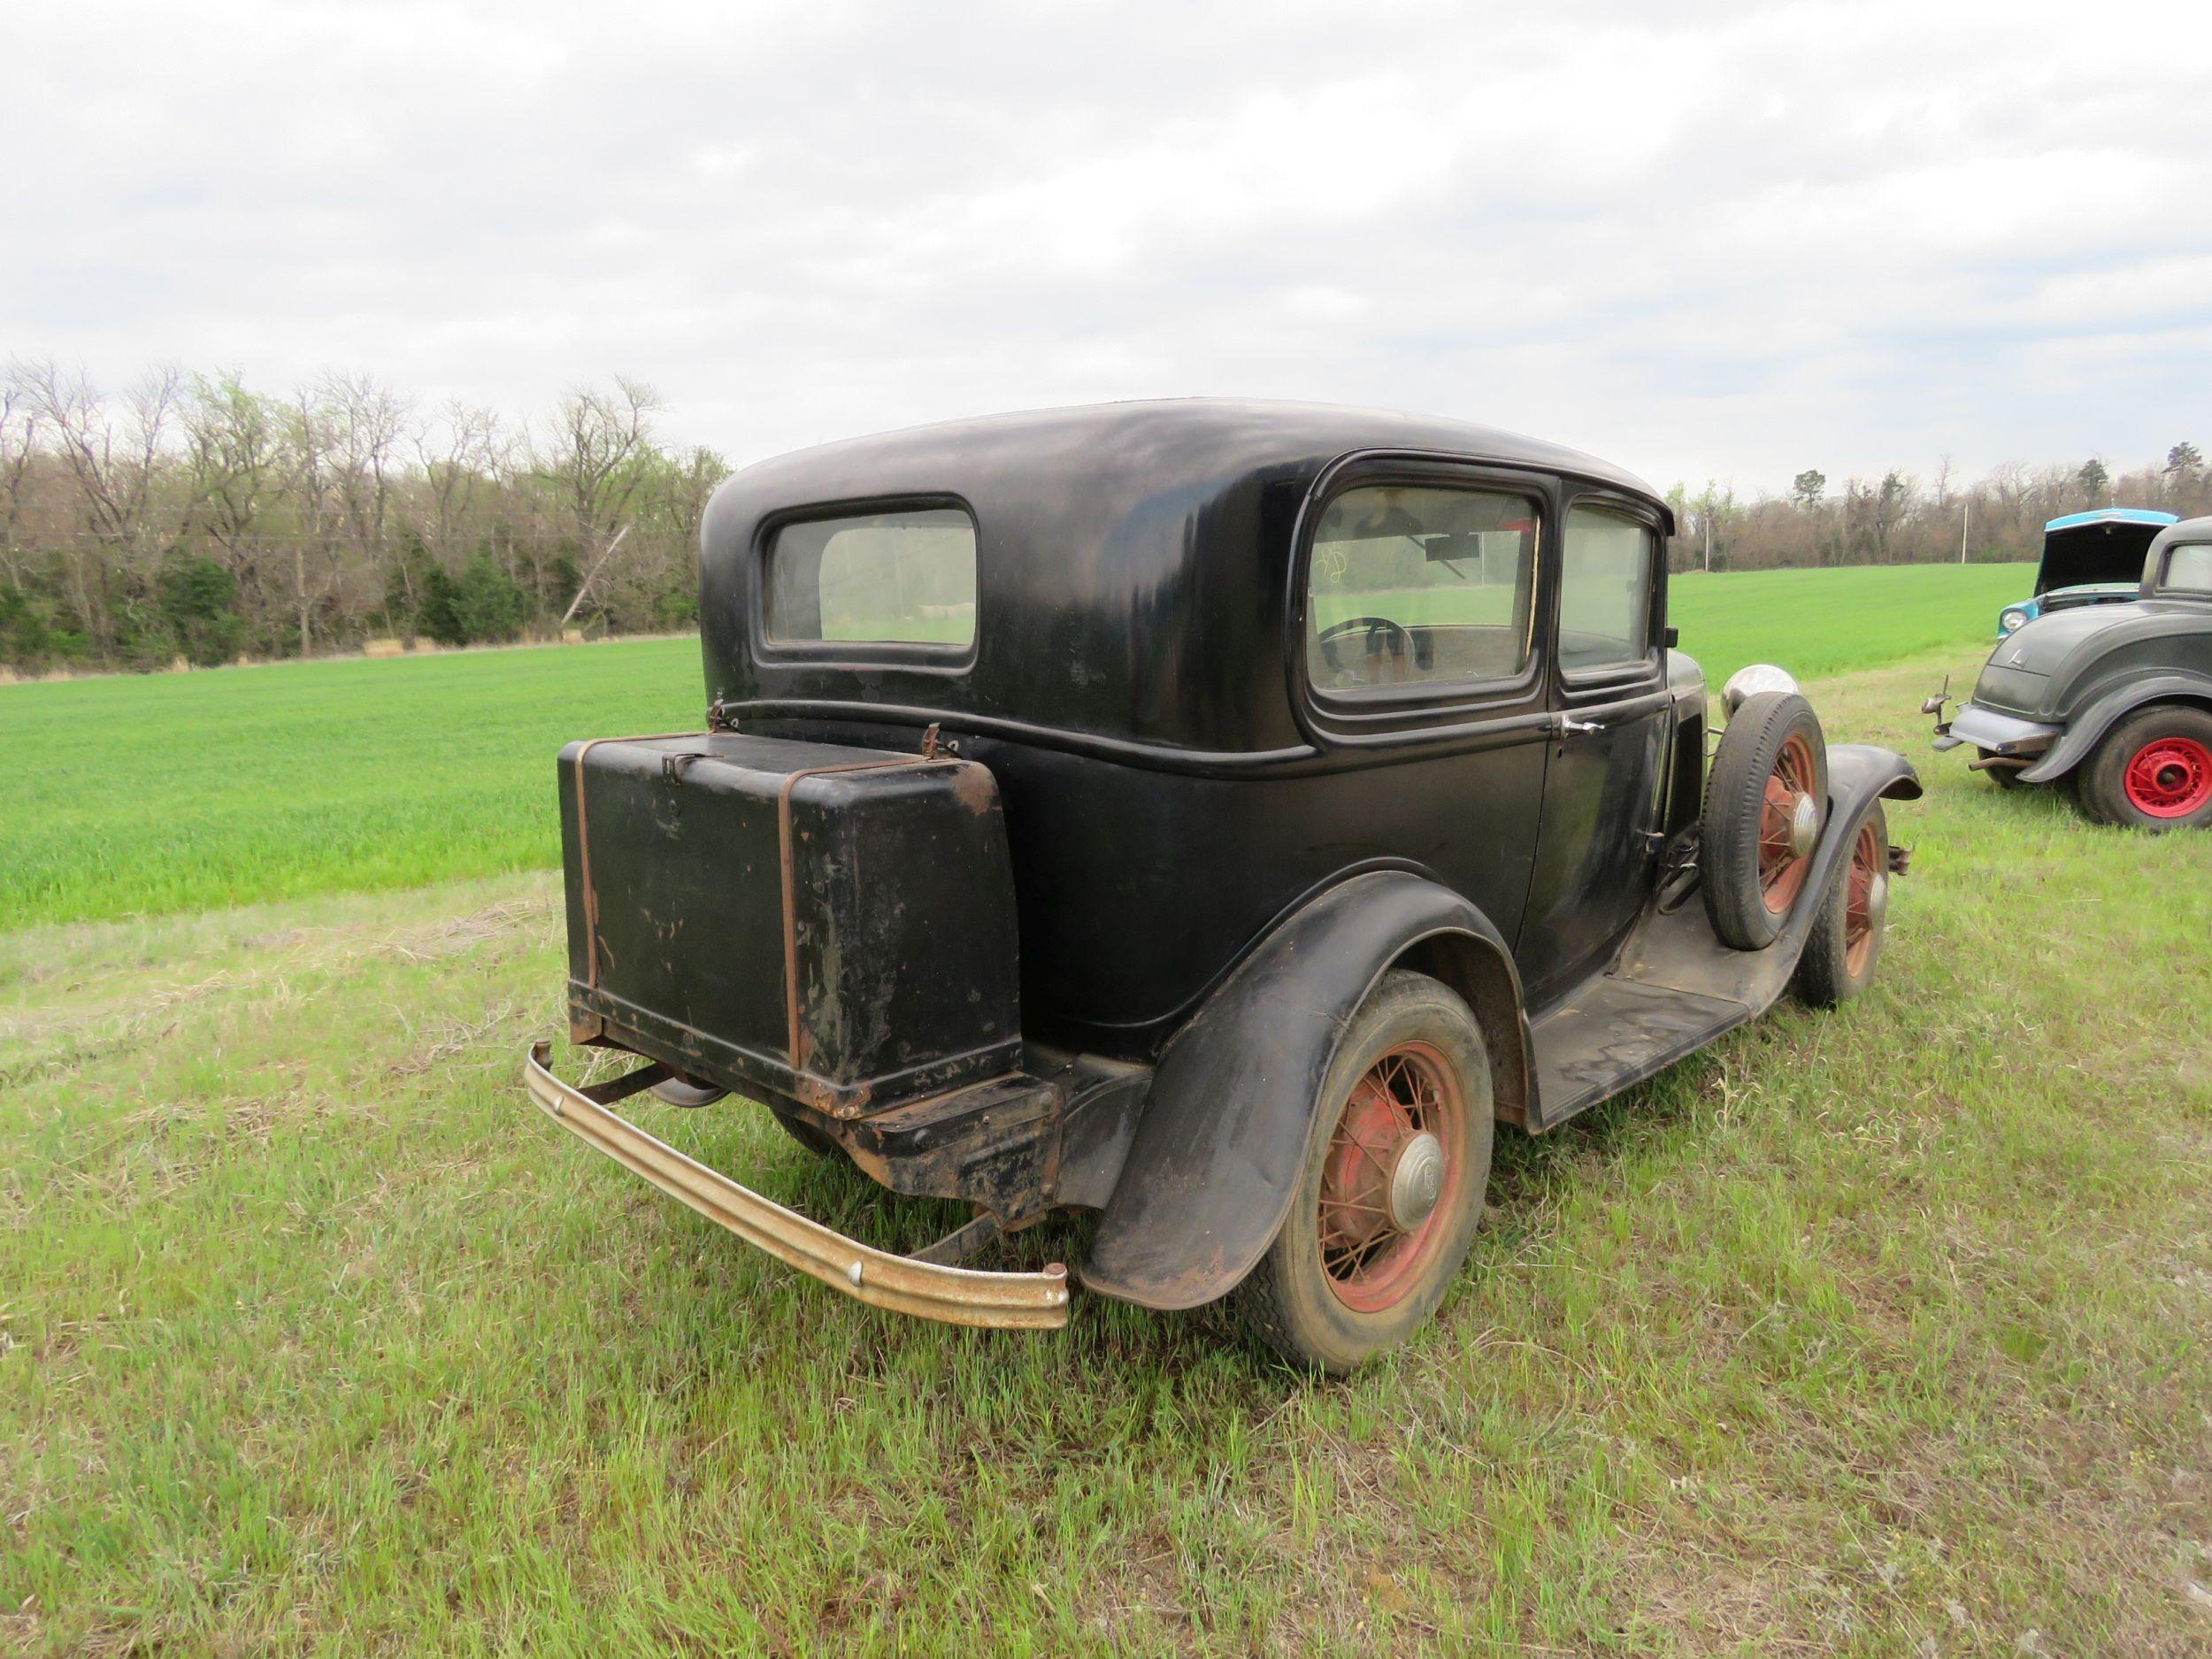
[1932, 703, 2062, 755]
[523, 1042, 1070, 1330]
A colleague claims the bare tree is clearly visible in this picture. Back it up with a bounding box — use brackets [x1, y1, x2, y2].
[534, 378, 663, 621]
[12, 361, 183, 649]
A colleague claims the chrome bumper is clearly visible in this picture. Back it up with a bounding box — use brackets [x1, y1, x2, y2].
[523, 1042, 1070, 1329]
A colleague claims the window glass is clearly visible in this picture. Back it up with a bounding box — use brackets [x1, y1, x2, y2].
[1558, 506, 1655, 672]
[764, 507, 975, 645]
[2162, 543, 2212, 595]
[1306, 486, 1537, 692]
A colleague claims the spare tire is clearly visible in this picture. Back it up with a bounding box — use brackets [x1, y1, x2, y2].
[1701, 690, 1828, 949]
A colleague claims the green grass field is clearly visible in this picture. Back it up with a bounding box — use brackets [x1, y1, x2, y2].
[4, 560, 2209, 1655]
[0, 564, 2034, 931]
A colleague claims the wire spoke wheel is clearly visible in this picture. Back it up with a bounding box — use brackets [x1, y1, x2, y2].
[1755, 733, 1819, 914]
[1702, 690, 1828, 951]
[2122, 734, 2212, 818]
[1316, 1040, 1466, 1313]
[1842, 816, 1882, 977]
[1793, 801, 1887, 1009]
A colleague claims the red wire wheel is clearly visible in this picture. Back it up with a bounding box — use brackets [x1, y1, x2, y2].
[1316, 1041, 1469, 1312]
[1792, 802, 1888, 1009]
[2122, 734, 2212, 818]
[1701, 690, 1827, 950]
[1757, 732, 1820, 915]
[1842, 814, 1884, 977]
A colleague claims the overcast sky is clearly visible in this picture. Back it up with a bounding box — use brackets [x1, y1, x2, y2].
[6, 0, 2208, 493]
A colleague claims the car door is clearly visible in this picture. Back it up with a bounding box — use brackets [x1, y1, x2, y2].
[1514, 495, 1672, 1011]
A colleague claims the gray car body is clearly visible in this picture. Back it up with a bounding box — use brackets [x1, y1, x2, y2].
[1936, 516, 2212, 782]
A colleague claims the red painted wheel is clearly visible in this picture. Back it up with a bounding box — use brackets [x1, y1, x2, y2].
[1793, 803, 1888, 1009]
[1758, 732, 1821, 914]
[1237, 972, 1494, 1374]
[2080, 706, 2212, 829]
[1316, 1041, 1468, 1313]
[2122, 734, 2212, 818]
[1842, 815, 1883, 977]
[1701, 690, 1828, 950]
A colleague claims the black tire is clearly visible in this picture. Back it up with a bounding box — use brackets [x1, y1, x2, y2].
[1977, 748, 2024, 788]
[766, 1100, 841, 1157]
[2076, 704, 2212, 830]
[1792, 803, 1888, 1009]
[1235, 971, 1494, 1376]
[1701, 691, 1829, 950]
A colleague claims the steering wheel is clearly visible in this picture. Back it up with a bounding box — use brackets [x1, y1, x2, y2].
[1317, 615, 1416, 679]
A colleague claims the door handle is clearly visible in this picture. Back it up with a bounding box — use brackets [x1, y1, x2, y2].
[1556, 715, 1602, 735]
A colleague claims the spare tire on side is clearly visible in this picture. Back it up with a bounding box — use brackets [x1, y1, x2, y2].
[1701, 689, 1828, 950]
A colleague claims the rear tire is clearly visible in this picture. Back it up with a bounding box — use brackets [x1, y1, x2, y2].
[1701, 691, 1828, 950]
[1792, 804, 1888, 1009]
[2077, 705, 2212, 829]
[766, 1101, 841, 1157]
[1235, 971, 1494, 1376]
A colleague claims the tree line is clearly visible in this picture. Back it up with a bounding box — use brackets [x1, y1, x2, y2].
[1666, 445, 2209, 575]
[3, 360, 2208, 673]
[0, 364, 726, 672]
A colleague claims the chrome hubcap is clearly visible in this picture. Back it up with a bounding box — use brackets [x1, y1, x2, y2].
[1788, 793, 1821, 857]
[1386, 1132, 1446, 1231]
[1863, 871, 1887, 933]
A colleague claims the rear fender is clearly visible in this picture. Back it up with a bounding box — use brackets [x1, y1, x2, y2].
[2019, 674, 2212, 783]
[1079, 870, 1528, 1312]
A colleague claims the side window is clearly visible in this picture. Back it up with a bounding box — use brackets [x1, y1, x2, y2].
[2162, 543, 2212, 595]
[1306, 485, 1538, 693]
[1559, 505, 1655, 672]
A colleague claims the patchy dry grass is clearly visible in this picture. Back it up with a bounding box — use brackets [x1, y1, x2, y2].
[2, 648, 2207, 1653]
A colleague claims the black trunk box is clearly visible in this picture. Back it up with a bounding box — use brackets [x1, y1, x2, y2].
[557, 732, 1021, 1115]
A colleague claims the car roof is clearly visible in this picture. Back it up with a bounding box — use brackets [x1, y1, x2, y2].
[716, 397, 1668, 515]
[699, 400, 1674, 760]
[2042, 507, 2179, 532]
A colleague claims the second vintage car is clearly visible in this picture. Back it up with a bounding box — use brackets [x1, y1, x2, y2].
[1995, 508, 2178, 636]
[1930, 513, 2212, 826]
[524, 400, 1920, 1371]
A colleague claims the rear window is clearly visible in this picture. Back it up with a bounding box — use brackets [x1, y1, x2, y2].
[764, 506, 976, 646]
[2162, 543, 2212, 595]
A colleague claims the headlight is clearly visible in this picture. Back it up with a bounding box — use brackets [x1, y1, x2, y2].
[2000, 609, 2029, 634]
[1722, 663, 1801, 715]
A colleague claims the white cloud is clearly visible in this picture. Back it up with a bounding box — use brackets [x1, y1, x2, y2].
[4, 0, 2207, 493]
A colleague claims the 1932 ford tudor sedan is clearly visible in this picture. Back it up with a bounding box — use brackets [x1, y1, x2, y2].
[1929, 513, 2212, 827]
[525, 401, 1920, 1371]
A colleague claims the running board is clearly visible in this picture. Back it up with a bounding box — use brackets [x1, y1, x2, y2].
[1526, 898, 1806, 1131]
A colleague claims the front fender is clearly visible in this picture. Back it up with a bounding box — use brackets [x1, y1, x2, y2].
[2019, 673, 2212, 783]
[1079, 870, 1525, 1312]
[1826, 741, 1923, 810]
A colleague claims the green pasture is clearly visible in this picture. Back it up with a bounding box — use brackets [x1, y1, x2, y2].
[0, 563, 2033, 931]
[4, 635, 2207, 1654]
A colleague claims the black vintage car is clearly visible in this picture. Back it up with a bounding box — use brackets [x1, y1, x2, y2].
[1929, 514, 2212, 827]
[526, 401, 1920, 1371]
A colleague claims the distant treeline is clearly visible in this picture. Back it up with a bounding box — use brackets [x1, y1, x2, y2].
[3, 361, 2208, 673]
[1665, 447, 2209, 575]
[0, 364, 726, 673]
